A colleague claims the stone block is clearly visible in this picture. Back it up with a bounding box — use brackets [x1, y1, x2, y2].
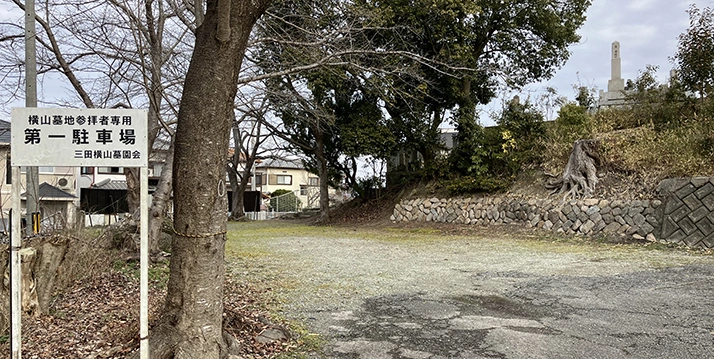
[688, 206, 710, 223]
[617, 224, 630, 234]
[580, 220, 596, 234]
[628, 206, 644, 217]
[586, 206, 600, 215]
[675, 182, 698, 199]
[700, 234, 714, 249]
[572, 219, 582, 231]
[625, 215, 635, 227]
[661, 216, 679, 238]
[683, 230, 704, 247]
[590, 212, 602, 224]
[702, 194, 714, 211]
[544, 220, 553, 230]
[695, 182, 714, 199]
[530, 214, 541, 227]
[639, 222, 654, 236]
[602, 213, 614, 224]
[566, 211, 577, 222]
[594, 220, 607, 233]
[626, 226, 639, 235]
[691, 177, 711, 187]
[601, 206, 612, 215]
[584, 199, 599, 206]
[562, 204, 572, 214]
[611, 207, 623, 216]
[577, 212, 589, 222]
[696, 217, 714, 236]
[682, 193, 703, 211]
[633, 213, 646, 226]
[559, 211, 568, 222]
[652, 200, 662, 208]
[679, 217, 697, 235]
[563, 220, 573, 230]
[667, 229, 686, 243]
[669, 205, 691, 223]
[631, 200, 643, 208]
[645, 215, 659, 227]
[616, 216, 626, 225]
[664, 196, 685, 215]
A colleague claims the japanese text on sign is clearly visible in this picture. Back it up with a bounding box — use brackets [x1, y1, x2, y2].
[11, 108, 148, 167]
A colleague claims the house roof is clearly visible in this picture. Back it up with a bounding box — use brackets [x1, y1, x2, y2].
[92, 179, 128, 190]
[22, 182, 76, 200]
[256, 158, 304, 170]
[0, 120, 11, 144]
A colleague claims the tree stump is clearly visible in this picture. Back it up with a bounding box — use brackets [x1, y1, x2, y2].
[546, 139, 602, 199]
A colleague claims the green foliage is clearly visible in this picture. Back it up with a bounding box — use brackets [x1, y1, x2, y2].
[672, 5, 714, 99]
[270, 190, 302, 212]
[554, 102, 593, 142]
[497, 96, 546, 164]
[623, 65, 695, 129]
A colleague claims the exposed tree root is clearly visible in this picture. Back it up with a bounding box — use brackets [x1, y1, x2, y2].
[545, 139, 602, 200]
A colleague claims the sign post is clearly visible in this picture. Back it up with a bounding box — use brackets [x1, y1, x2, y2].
[11, 107, 149, 358]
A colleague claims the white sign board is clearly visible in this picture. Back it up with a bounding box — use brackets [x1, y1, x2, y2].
[11, 107, 148, 167]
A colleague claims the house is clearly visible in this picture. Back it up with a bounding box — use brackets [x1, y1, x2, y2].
[253, 158, 320, 209]
[0, 120, 79, 231]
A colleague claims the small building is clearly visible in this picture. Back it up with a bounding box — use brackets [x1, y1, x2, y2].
[253, 158, 320, 209]
[0, 120, 80, 231]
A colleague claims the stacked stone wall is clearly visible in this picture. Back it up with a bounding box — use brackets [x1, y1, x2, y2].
[389, 177, 714, 249]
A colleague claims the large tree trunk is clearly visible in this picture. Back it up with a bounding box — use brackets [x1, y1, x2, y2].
[546, 139, 601, 199]
[144, 0, 269, 357]
[314, 127, 330, 221]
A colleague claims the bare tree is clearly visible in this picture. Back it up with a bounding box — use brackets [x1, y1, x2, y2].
[0, 0, 192, 253]
[226, 90, 284, 219]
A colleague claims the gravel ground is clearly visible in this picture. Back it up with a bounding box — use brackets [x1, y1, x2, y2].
[226, 221, 714, 358]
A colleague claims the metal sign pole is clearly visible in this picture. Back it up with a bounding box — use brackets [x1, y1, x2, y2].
[11, 166, 22, 359]
[139, 166, 149, 358]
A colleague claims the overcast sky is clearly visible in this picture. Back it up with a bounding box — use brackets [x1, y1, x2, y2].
[2, 1, 714, 122]
[508, 0, 714, 121]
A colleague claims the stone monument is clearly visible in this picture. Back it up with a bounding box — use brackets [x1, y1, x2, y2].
[599, 41, 627, 108]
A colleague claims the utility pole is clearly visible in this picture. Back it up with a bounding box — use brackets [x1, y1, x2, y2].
[25, 0, 40, 235]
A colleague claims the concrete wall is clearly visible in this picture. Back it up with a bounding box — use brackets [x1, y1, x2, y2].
[390, 177, 714, 249]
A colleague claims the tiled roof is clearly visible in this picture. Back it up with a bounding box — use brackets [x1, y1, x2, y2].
[22, 182, 76, 200]
[256, 158, 304, 170]
[92, 180, 128, 190]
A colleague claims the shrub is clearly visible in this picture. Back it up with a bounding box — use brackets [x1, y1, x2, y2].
[269, 189, 302, 212]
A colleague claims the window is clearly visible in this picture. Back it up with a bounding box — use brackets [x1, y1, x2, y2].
[309, 177, 319, 186]
[6, 156, 10, 184]
[276, 175, 292, 185]
[97, 167, 123, 174]
[300, 185, 308, 196]
[254, 173, 263, 186]
[81, 167, 94, 175]
[39, 166, 54, 174]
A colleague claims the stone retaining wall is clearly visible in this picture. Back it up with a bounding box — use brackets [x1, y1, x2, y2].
[657, 177, 714, 248]
[389, 177, 714, 249]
